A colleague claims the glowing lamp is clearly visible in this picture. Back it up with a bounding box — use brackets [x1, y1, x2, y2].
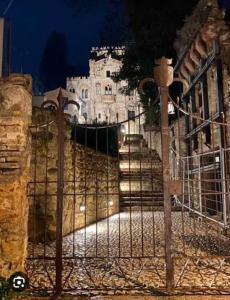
[120, 125, 126, 134]
[168, 100, 175, 115]
[80, 203, 86, 212]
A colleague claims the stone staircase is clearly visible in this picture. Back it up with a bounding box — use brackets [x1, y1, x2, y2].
[119, 134, 164, 211]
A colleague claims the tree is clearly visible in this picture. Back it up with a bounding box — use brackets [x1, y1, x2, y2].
[110, 0, 199, 124]
[39, 31, 76, 91]
[116, 0, 199, 88]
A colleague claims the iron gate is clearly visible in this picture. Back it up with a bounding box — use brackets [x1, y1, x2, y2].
[26, 86, 230, 296]
[26, 97, 169, 296]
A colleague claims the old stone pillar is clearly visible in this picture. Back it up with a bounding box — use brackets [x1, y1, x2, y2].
[0, 74, 32, 278]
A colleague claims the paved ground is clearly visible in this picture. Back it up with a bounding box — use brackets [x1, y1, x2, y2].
[11, 295, 230, 299]
[27, 211, 230, 295]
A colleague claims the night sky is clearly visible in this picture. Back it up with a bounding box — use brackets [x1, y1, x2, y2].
[3, 0, 226, 92]
[0, 0, 108, 77]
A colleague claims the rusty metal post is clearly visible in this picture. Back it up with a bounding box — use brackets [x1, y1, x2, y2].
[41, 89, 79, 297]
[154, 57, 174, 291]
[55, 91, 65, 296]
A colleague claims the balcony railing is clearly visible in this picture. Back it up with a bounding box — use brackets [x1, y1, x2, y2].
[101, 94, 116, 103]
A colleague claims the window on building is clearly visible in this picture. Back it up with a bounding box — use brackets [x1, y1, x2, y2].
[63, 97, 68, 111]
[85, 89, 88, 98]
[82, 89, 85, 99]
[128, 110, 135, 120]
[105, 85, 112, 95]
[98, 113, 101, 119]
[83, 112, 87, 120]
[106, 70, 111, 77]
[48, 105, 56, 111]
[96, 83, 101, 95]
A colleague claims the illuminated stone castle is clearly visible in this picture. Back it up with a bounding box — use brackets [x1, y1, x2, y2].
[66, 46, 142, 131]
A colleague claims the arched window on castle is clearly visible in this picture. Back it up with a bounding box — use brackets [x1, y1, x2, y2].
[82, 89, 89, 99]
[105, 85, 112, 95]
[96, 83, 101, 95]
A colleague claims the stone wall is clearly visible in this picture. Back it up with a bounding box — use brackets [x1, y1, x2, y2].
[29, 109, 119, 242]
[0, 74, 32, 278]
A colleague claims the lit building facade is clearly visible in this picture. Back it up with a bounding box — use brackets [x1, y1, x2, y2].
[66, 46, 143, 132]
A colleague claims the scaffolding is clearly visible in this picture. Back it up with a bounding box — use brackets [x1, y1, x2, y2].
[170, 147, 230, 229]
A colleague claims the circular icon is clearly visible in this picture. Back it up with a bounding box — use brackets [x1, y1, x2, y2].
[8, 272, 28, 292]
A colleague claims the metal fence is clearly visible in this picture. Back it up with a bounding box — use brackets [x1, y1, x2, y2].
[26, 105, 169, 296]
[170, 147, 230, 229]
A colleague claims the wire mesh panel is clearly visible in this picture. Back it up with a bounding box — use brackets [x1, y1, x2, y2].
[170, 146, 230, 293]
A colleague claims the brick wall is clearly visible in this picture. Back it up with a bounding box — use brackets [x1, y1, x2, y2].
[0, 74, 32, 278]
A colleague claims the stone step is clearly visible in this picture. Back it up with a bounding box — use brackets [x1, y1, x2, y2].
[120, 176, 162, 181]
[120, 201, 163, 207]
[120, 168, 161, 172]
[119, 152, 160, 159]
[120, 191, 163, 196]
[120, 169, 162, 174]
[120, 182, 163, 192]
[119, 147, 149, 154]
[120, 170, 162, 175]
[120, 176, 163, 181]
[120, 206, 181, 212]
[119, 159, 162, 165]
[120, 167, 162, 173]
[120, 197, 164, 206]
[121, 206, 165, 212]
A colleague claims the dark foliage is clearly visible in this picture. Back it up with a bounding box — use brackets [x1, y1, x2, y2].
[119, 0, 199, 83]
[39, 31, 77, 92]
[112, 0, 199, 124]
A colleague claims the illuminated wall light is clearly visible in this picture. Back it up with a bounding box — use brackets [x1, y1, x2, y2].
[168, 100, 175, 115]
[80, 203, 86, 212]
[215, 156, 220, 163]
[120, 125, 126, 134]
[109, 200, 114, 206]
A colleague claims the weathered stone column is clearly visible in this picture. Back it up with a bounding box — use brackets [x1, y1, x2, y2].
[0, 74, 32, 278]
